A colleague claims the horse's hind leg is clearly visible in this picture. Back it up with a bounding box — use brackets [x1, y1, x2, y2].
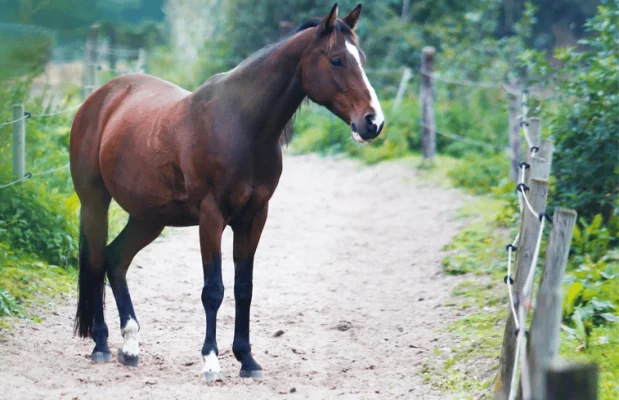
[105, 217, 164, 366]
[75, 191, 112, 363]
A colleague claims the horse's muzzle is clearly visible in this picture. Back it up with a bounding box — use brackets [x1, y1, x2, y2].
[351, 113, 384, 142]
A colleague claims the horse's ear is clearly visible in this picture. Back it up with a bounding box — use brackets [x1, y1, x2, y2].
[342, 4, 362, 30]
[317, 3, 338, 36]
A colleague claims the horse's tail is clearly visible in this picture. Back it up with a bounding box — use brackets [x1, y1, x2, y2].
[74, 219, 107, 338]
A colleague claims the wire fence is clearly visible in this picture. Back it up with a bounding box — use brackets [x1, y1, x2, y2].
[0, 46, 141, 190]
[502, 90, 554, 400]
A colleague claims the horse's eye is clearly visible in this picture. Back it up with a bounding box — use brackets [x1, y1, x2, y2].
[330, 57, 343, 67]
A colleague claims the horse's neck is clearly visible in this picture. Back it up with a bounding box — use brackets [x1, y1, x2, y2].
[196, 31, 311, 142]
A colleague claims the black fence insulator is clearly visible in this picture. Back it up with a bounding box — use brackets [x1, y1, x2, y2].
[24, 172, 32, 178]
[516, 183, 530, 193]
[519, 161, 530, 169]
[504, 275, 514, 285]
[506, 244, 517, 252]
[538, 212, 552, 223]
[520, 120, 530, 127]
[24, 112, 31, 119]
[530, 146, 539, 153]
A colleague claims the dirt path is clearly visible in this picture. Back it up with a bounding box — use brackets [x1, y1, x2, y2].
[0, 154, 468, 400]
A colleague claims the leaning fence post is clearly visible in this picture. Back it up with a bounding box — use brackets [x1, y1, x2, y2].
[420, 46, 436, 161]
[545, 362, 598, 400]
[137, 48, 148, 73]
[393, 67, 412, 111]
[527, 208, 577, 399]
[12, 104, 26, 179]
[496, 178, 550, 400]
[509, 92, 521, 181]
[83, 24, 99, 100]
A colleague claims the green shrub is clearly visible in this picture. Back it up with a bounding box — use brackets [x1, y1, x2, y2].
[446, 152, 511, 195]
[0, 172, 78, 268]
[524, 3, 619, 221]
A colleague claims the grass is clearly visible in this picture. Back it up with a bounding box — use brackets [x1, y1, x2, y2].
[0, 252, 76, 331]
[418, 195, 511, 399]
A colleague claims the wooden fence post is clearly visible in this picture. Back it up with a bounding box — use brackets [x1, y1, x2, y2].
[12, 104, 25, 179]
[546, 362, 598, 400]
[509, 92, 521, 181]
[526, 208, 577, 399]
[526, 117, 541, 165]
[421, 46, 436, 161]
[392, 67, 412, 111]
[496, 178, 550, 400]
[529, 138, 554, 183]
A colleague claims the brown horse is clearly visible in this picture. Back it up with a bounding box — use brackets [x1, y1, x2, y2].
[70, 3, 384, 380]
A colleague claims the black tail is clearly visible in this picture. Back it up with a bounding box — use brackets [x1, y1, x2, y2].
[74, 221, 106, 338]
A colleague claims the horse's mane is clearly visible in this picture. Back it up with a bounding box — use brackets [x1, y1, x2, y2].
[279, 18, 355, 147]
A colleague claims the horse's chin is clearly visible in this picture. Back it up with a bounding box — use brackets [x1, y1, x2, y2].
[351, 131, 368, 144]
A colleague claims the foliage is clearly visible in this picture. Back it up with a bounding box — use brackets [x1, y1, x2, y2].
[446, 153, 511, 196]
[0, 173, 79, 267]
[522, 2, 619, 221]
[561, 214, 619, 349]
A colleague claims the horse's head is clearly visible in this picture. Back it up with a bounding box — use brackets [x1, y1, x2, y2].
[300, 3, 385, 143]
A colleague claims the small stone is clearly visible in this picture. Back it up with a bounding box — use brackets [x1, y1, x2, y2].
[290, 388, 297, 393]
[273, 330, 285, 337]
[335, 321, 352, 331]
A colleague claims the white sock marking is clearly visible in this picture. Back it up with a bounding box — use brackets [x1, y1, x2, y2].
[201, 351, 222, 374]
[121, 318, 140, 357]
[345, 41, 385, 129]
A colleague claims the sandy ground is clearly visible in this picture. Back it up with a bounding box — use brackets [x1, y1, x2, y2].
[0, 154, 469, 400]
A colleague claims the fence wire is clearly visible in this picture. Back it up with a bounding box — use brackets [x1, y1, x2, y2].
[419, 121, 506, 151]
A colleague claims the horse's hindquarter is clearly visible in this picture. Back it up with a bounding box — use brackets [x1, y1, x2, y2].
[96, 75, 197, 225]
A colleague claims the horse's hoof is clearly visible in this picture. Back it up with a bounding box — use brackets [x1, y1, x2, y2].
[91, 351, 113, 363]
[202, 371, 224, 382]
[239, 369, 264, 379]
[118, 349, 139, 367]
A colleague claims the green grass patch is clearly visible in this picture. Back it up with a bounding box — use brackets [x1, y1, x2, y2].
[418, 196, 511, 399]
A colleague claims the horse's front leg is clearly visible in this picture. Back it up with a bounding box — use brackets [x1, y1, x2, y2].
[198, 199, 225, 381]
[231, 204, 269, 379]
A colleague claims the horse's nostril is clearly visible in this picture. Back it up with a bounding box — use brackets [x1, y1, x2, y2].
[351, 122, 357, 132]
[364, 113, 377, 132]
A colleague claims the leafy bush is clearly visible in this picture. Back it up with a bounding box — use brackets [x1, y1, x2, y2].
[561, 213, 619, 347]
[446, 153, 511, 195]
[524, 3, 619, 221]
[0, 171, 79, 268]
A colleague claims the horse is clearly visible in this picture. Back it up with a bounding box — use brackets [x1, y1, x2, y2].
[70, 3, 384, 380]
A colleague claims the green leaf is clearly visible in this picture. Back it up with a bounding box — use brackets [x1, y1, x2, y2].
[564, 281, 584, 316]
[591, 298, 615, 311]
[600, 313, 619, 323]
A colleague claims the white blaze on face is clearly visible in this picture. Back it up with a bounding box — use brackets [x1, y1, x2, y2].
[121, 318, 140, 357]
[345, 41, 385, 137]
